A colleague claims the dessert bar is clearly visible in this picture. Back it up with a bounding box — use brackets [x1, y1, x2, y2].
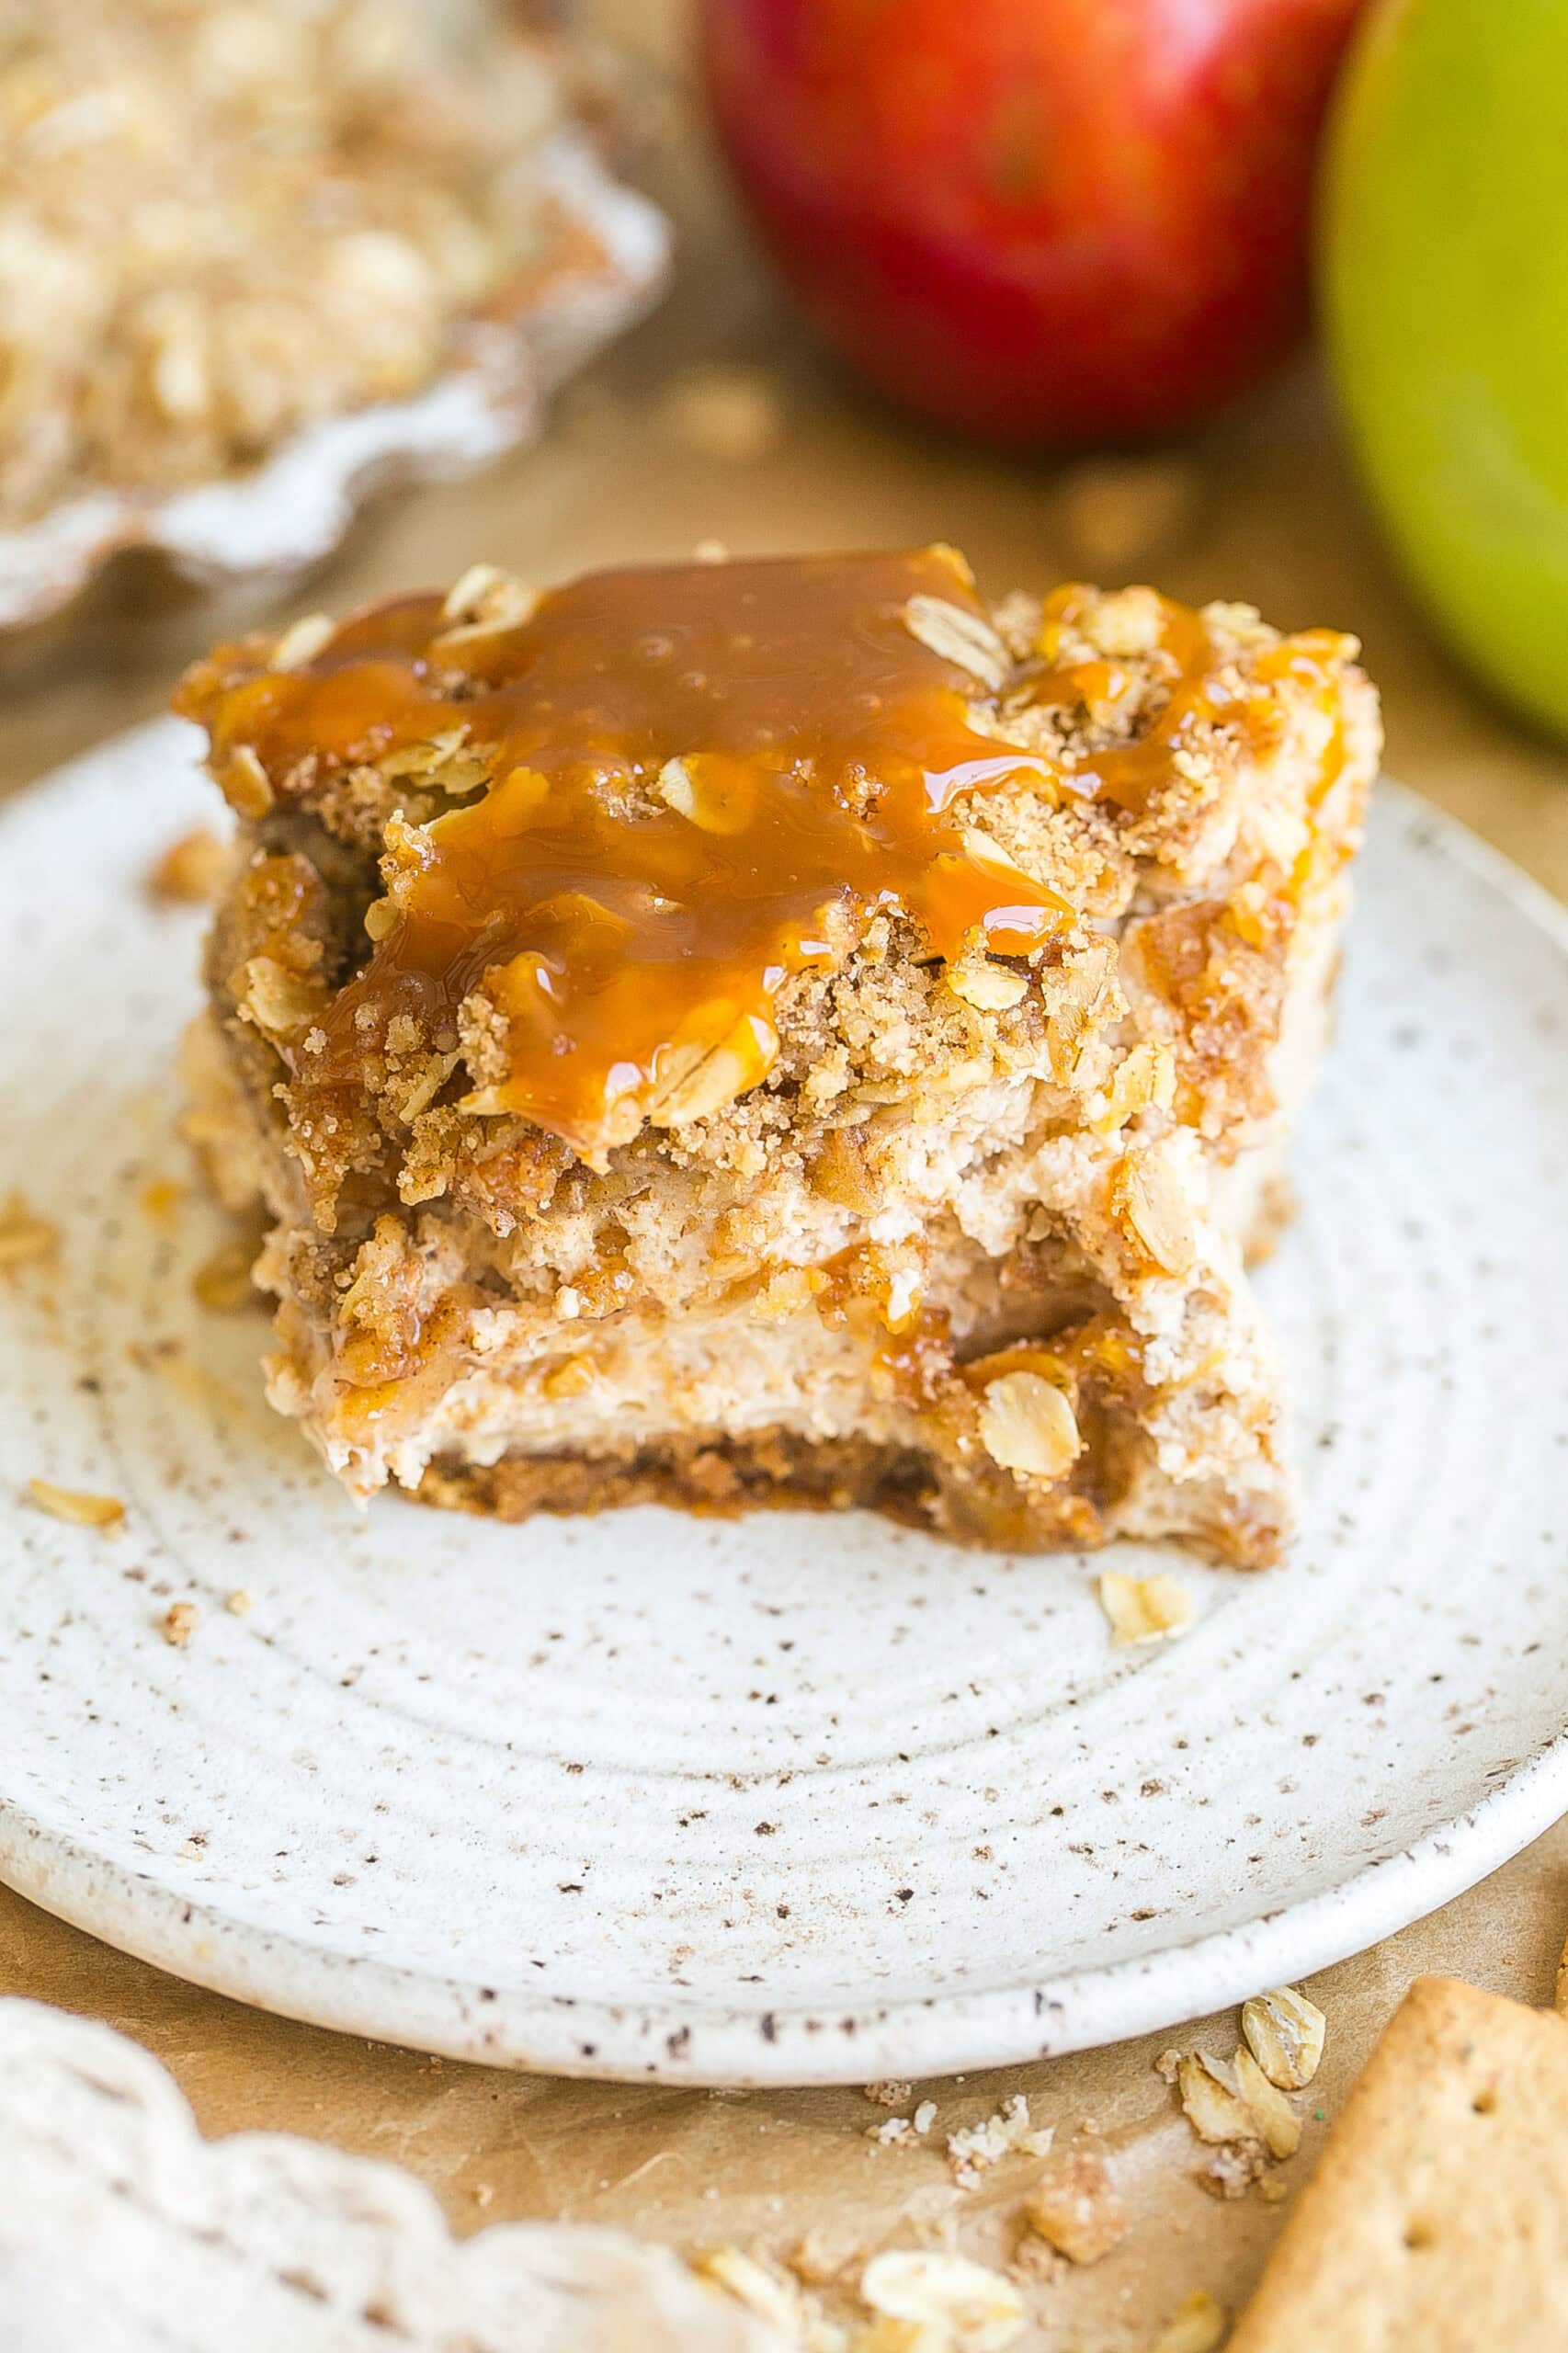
[178, 545, 1378, 1563]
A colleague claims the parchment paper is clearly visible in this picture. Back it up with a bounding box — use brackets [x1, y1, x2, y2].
[3, 6, 1567, 2343]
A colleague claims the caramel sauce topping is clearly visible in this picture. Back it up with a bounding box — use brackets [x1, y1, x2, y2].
[1031, 584, 1233, 813]
[191, 549, 1250, 1161]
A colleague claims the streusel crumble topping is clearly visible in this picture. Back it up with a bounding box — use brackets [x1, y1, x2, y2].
[178, 546, 1351, 1165]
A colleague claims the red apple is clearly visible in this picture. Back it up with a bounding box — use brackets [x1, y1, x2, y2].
[699, 0, 1364, 443]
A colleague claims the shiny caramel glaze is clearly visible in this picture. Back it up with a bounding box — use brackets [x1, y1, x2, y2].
[182, 547, 1267, 1161]
[1031, 583, 1222, 812]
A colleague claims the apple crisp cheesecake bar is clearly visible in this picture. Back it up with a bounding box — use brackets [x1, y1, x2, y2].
[176, 545, 1379, 1563]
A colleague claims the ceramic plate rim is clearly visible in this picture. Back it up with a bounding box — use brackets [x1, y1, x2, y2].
[5, 1694, 1568, 2086]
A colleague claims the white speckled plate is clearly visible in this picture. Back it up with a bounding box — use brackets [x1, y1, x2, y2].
[2, 721, 1566, 2087]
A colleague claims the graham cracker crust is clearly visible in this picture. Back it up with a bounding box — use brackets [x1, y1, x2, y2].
[413, 1424, 1278, 1565]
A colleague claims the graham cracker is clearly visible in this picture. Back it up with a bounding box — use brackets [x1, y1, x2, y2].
[1230, 1975, 1568, 2351]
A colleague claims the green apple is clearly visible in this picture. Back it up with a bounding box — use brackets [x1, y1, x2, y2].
[1321, 0, 1568, 736]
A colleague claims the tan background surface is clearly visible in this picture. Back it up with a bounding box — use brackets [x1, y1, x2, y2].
[3, 6, 1567, 2343]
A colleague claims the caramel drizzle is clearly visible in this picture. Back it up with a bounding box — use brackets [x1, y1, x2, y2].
[1031, 585, 1235, 813]
[190, 550, 1228, 1159]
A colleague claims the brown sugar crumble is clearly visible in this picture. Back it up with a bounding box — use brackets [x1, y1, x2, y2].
[176, 545, 1378, 1558]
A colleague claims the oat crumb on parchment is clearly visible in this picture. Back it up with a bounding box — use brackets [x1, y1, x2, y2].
[785, 2231, 858, 2288]
[691, 2245, 842, 2352]
[859, 2248, 1027, 2350]
[1163, 1988, 1324, 2204]
[703, 2232, 1033, 2348]
[1149, 2288, 1228, 2353]
[1197, 2139, 1269, 2201]
[1176, 2052, 1259, 2146]
[1240, 1984, 1326, 2089]
[1022, 2150, 1129, 2265]
[861, 2094, 936, 2144]
[946, 2093, 1054, 2189]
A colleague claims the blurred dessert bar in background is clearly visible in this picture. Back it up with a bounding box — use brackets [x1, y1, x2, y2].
[0, 0, 666, 622]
